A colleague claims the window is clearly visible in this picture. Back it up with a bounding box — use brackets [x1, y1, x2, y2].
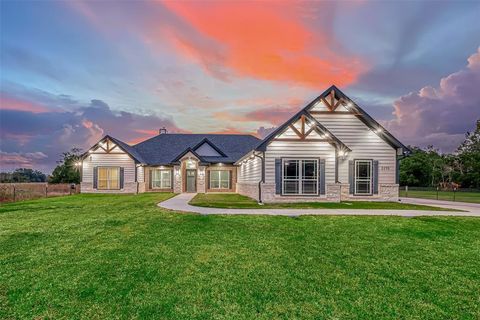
[98, 167, 120, 190]
[282, 159, 318, 195]
[355, 160, 372, 195]
[152, 169, 172, 189]
[209, 170, 230, 189]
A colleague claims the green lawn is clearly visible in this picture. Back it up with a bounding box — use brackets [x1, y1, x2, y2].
[400, 189, 480, 203]
[1, 194, 479, 319]
[190, 193, 455, 211]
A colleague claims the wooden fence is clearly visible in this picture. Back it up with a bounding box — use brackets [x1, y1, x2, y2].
[0, 183, 80, 203]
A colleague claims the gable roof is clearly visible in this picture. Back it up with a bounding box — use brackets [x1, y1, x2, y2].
[192, 138, 227, 157]
[321, 86, 409, 153]
[81, 135, 146, 163]
[256, 85, 409, 153]
[133, 134, 260, 165]
[255, 110, 351, 152]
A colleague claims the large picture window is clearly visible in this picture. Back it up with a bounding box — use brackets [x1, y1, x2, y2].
[98, 167, 120, 190]
[209, 170, 230, 189]
[152, 169, 172, 189]
[282, 159, 318, 195]
[355, 160, 372, 195]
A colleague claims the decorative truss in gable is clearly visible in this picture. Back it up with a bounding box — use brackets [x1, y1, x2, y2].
[272, 111, 351, 152]
[90, 137, 120, 154]
[309, 88, 361, 115]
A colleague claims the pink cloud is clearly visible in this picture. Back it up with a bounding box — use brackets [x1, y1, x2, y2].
[0, 94, 49, 113]
[386, 47, 480, 152]
[0, 151, 48, 169]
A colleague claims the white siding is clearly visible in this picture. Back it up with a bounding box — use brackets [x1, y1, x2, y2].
[237, 157, 262, 183]
[264, 141, 336, 184]
[82, 152, 136, 184]
[311, 113, 396, 183]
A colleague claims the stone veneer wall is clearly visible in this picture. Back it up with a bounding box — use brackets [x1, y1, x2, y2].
[258, 182, 399, 203]
[340, 183, 399, 201]
[236, 182, 260, 201]
[326, 184, 341, 201]
[137, 182, 146, 193]
[197, 166, 206, 193]
[260, 183, 340, 203]
[81, 182, 138, 194]
[173, 165, 182, 193]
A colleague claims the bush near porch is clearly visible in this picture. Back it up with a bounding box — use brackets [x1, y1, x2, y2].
[1, 193, 478, 319]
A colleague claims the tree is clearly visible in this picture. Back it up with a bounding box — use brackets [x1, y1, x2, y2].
[49, 148, 82, 184]
[399, 146, 441, 187]
[0, 168, 47, 183]
[455, 119, 480, 188]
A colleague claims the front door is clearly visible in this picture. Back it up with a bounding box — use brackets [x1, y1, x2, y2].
[186, 169, 196, 192]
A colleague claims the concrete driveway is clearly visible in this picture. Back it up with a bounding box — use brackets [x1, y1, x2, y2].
[158, 193, 480, 217]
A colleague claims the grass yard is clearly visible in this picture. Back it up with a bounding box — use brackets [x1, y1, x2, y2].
[190, 193, 455, 211]
[1, 194, 479, 319]
[400, 189, 480, 204]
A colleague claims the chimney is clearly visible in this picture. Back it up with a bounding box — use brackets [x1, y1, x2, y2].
[159, 127, 168, 135]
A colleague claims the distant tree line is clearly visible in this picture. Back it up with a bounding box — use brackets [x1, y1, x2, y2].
[400, 120, 480, 189]
[0, 148, 82, 184]
[0, 168, 47, 183]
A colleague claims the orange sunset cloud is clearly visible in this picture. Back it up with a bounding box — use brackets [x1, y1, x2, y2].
[160, 1, 366, 88]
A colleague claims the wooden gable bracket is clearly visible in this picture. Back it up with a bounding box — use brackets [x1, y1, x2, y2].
[279, 115, 333, 142]
[286, 115, 317, 140]
[318, 89, 349, 112]
[93, 138, 119, 154]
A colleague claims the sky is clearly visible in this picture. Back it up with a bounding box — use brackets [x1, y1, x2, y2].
[1, 0, 479, 173]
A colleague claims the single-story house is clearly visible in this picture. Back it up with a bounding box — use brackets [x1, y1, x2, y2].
[80, 86, 409, 202]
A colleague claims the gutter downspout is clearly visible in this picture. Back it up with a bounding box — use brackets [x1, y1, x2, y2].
[334, 147, 339, 183]
[253, 152, 265, 204]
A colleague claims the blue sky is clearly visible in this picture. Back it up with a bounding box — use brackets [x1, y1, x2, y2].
[1, 0, 479, 172]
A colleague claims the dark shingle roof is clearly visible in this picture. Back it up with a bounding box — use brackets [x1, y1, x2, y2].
[132, 134, 260, 165]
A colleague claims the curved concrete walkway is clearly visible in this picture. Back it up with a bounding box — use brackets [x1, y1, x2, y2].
[158, 193, 480, 217]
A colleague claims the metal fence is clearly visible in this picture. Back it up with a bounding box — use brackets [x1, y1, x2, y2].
[399, 186, 480, 202]
[0, 183, 80, 203]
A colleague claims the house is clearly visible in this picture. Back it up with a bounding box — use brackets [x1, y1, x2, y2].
[80, 86, 409, 202]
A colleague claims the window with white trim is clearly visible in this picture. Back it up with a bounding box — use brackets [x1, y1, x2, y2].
[209, 170, 230, 189]
[355, 160, 372, 195]
[152, 169, 172, 189]
[98, 167, 120, 190]
[282, 159, 318, 195]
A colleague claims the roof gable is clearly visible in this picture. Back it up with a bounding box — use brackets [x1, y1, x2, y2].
[256, 110, 350, 152]
[81, 135, 145, 163]
[192, 138, 226, 157]
[256, 85, 409, 154]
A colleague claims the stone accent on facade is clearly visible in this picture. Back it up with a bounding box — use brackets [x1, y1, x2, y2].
[197, 166, 206, 193]
[340, 183, 399, 201]
[340, 183, 350, 201]
[379, 183, 399, 201]
[260, 183, 342, 203]
[326, 183, 341, 202]
[81, 182, 138, 194]
[237, 182, 260, 201]
[137, 182, 146, 193]
[173, 165, 182, 193]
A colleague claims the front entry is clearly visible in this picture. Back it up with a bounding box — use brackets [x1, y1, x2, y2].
[186, 169, 197, 192]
